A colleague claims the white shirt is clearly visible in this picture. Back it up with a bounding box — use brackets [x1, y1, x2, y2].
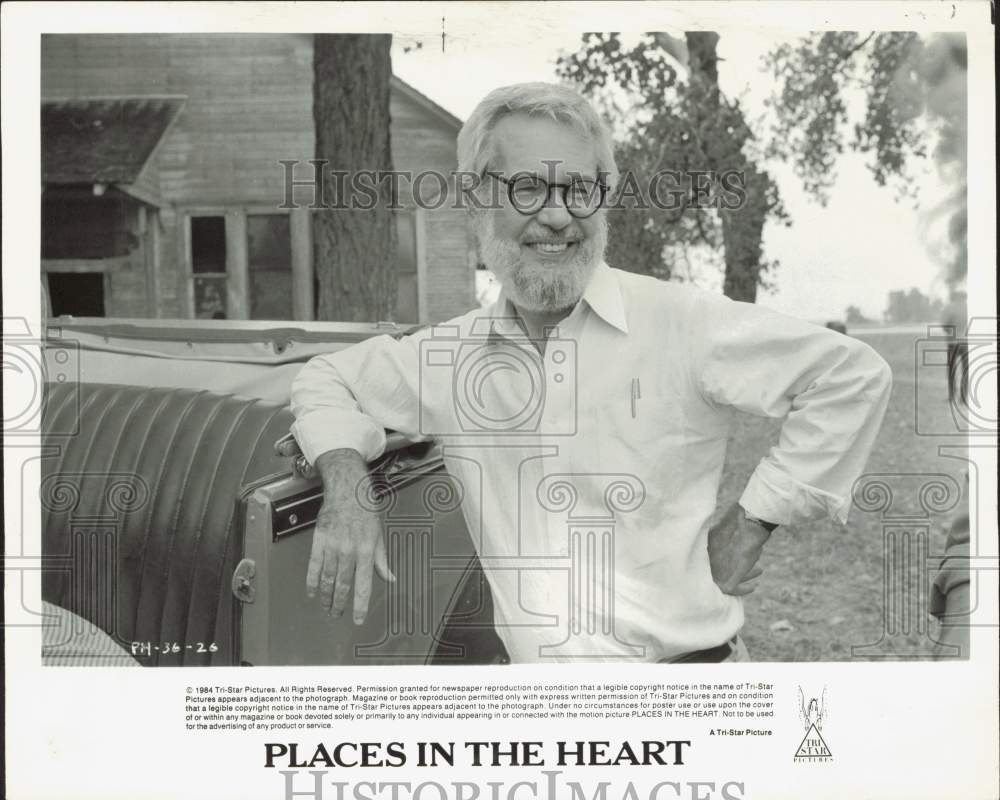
[291, 264, 892, 662]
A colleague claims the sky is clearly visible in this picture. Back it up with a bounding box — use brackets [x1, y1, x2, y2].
[390, 28, 953, 324]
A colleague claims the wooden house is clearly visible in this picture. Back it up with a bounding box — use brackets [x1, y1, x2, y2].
[41, 34, 476, 323]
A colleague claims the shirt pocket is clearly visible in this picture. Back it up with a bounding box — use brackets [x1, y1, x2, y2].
[589, 383, 691, 524]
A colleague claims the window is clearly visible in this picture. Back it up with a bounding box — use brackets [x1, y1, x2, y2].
[394, 210, 419, 323]
[42, 194, 131, 260]
[247, 214, 292, 320]
[186, 208, 310, 321]
[191, 216, 228, 319]
[47, 273, 106, 317]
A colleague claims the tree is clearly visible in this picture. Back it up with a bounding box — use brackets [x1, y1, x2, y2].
[313, 35, 397, 321]
[883, 287, 944, 324]
[766, 33, 925, 201]
[884, 290, 907, 323]
[557, 32, 787, 303]
[767, 33, 967, 290]
[845, 305, 871, 325]
[558, 31, 967, 306]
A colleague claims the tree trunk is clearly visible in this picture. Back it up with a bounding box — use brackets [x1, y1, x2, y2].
[685, 32, 763, 303]
[313, 34, 396, 321]
[720, 168, 767, 303]
[685, 32, 721, 88]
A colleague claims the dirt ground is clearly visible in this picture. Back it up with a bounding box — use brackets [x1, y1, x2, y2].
[716, 328, 972, 661]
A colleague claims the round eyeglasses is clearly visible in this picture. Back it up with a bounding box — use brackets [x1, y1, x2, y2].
[484, 171, 607, 219]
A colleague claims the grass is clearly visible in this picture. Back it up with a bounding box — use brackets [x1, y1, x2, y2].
[714, 329, 970, 661]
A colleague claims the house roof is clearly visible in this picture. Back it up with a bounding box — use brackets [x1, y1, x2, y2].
[390, 76, 463, 132]
[41, 96, 185, 186]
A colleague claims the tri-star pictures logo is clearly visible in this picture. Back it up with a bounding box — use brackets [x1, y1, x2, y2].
[793, 687, 833, 763]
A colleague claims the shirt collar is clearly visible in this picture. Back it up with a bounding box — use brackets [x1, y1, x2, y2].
[581, 261, 629, 334]
[490, 261, 629, 338]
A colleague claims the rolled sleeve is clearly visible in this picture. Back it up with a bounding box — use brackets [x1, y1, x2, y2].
[697, 294, 893, 527]
[739, 460, 853, 526]
[289, 333, 425, 465]
[290, 408, 386, 465]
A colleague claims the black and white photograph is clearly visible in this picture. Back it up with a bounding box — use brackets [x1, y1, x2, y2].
[3, 3, 997, 799]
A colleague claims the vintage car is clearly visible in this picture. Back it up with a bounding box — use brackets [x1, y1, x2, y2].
[39, 316, 506, 667]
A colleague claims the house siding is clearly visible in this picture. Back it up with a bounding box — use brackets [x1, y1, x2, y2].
[388, 89, 476, 323]
[41, 34, 474, 322]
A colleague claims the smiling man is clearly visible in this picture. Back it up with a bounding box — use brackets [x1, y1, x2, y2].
[473, 111, 610, 330]
[290, 82, 893, 663]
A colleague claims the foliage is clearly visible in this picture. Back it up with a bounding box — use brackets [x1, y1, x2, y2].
[558, 31, 967, 304]
[766, 32, 929, 204]
[557, 32, 788, 302]
[883, 287, 945, 324]
[917, 34, 968, 289]
[560, 31, 680, 101]
[845, 305, 872, 325]
[769, 31, 968, 303]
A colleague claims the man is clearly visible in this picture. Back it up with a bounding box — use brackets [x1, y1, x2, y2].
[290, 82, 892, 663]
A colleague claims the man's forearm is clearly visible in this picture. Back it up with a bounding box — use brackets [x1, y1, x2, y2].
[290, 336, 424, 466]
[741, 505, 779, 533]
[306, 447, 394, 617]
[695, 290, 892, 527]
[315, 448, 368, 494]
[708, 501, 773, 595]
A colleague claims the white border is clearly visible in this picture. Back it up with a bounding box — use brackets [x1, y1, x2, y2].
[3, 4, 997, 799]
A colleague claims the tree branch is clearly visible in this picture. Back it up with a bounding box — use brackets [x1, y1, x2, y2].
[842, 32, 876, 61]
[693, 208, 713, 245]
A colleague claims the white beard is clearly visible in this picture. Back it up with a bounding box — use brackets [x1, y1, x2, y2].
[476, 214, 608, 313]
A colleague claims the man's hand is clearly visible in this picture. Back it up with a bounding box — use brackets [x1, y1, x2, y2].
[707, 503, 774, 596]
[275, 435, 318, 479]
[305, 449, 395, 623]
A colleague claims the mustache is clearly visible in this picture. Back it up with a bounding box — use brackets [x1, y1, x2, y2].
[475, 213, 608, 261]
[519, 234, 583, 245]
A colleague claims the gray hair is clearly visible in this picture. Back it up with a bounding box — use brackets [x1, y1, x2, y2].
[457, 82, 619, 192]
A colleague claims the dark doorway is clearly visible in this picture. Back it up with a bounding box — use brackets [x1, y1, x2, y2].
[47, 273, 105, 317]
